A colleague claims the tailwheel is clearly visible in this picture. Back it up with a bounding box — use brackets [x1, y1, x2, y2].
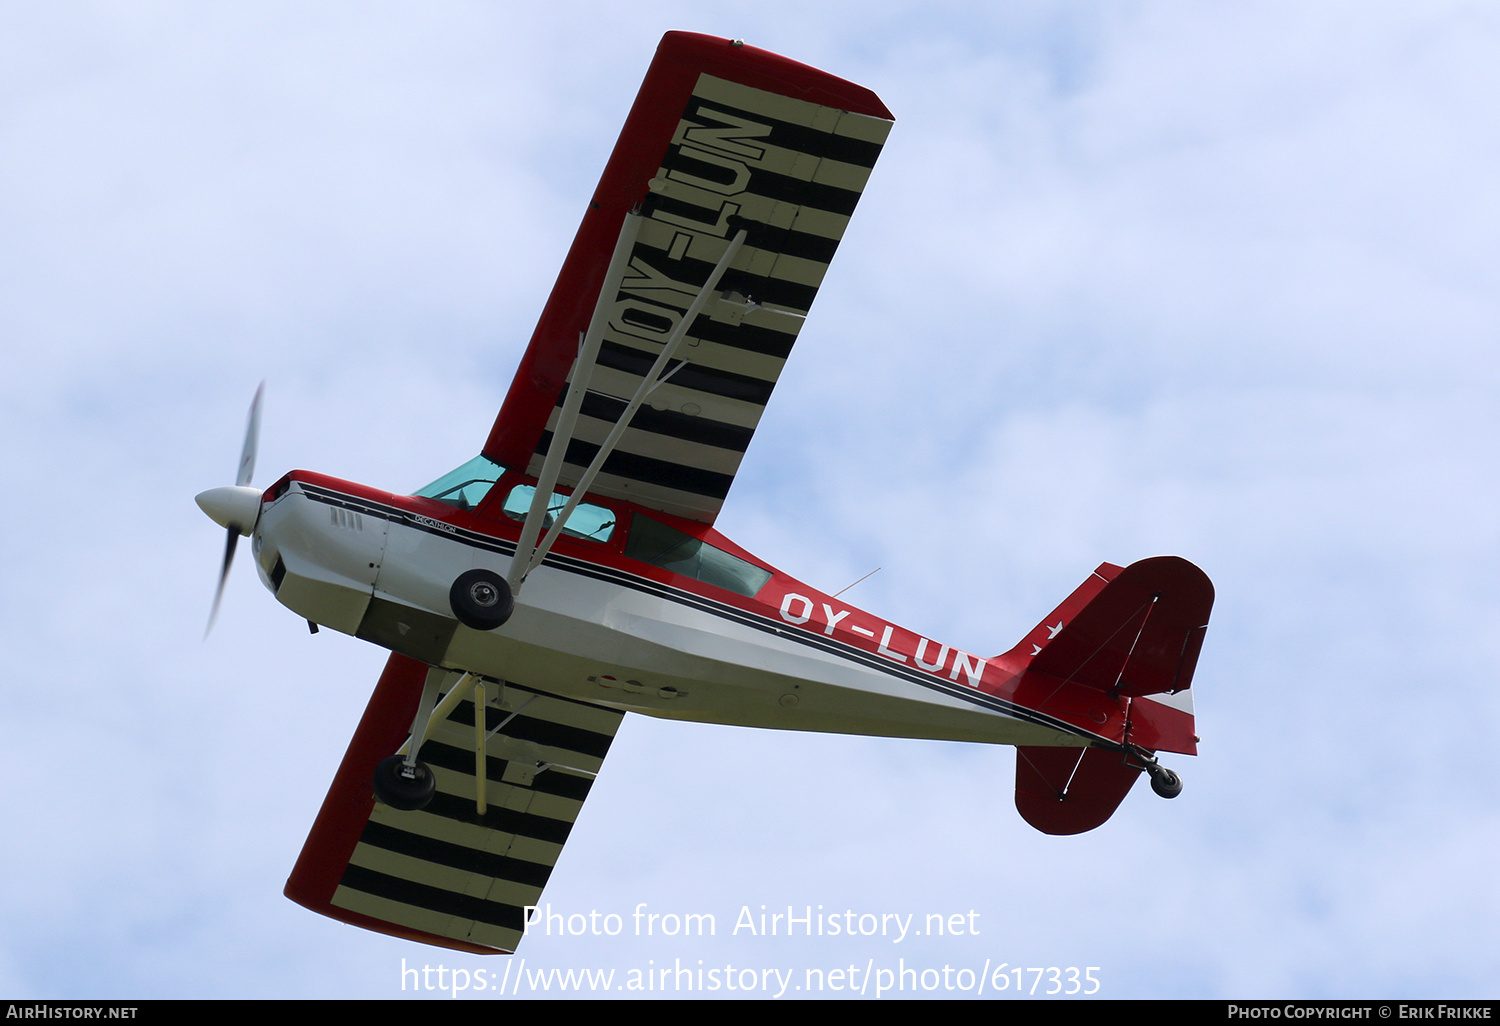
[373, 754, 436, 811]
[1148, 765, 1183, 799]
[1125, 745, 1184, 799]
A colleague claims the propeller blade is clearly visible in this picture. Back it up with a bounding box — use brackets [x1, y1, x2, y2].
[236, 381, 264, 487]
[206, 526, 239, 638]
[205, 382, 263, 638]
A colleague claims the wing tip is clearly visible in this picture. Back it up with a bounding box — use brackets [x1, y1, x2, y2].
[655, 30, 894, 121]
[282, 880, 513, 955]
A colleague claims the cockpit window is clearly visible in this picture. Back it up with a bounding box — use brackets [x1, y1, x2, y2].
[413, 454, 506, 510]
[501, 485, 616, 543]
[625, 514, 772, 597]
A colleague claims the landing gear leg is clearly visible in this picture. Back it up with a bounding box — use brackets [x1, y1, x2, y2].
[371, 667, 488, 813]
[370, 666, 446, 812]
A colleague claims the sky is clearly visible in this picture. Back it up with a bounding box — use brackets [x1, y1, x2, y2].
[3, 0, 1499, 1001]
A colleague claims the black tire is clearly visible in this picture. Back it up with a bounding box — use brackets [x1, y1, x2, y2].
[449, 568, 513, 630]
[1150, 767, 1183, 799]
[372, 754, 436, 811]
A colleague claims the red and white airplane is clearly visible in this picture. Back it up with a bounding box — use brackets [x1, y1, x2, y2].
[197, 32, 1213, 955]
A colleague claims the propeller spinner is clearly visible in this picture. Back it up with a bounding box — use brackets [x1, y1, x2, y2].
[198, 382, 265, 636]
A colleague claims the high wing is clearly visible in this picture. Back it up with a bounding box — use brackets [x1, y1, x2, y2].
[285, 655, 622, 953]
[481, 32, 893, 524]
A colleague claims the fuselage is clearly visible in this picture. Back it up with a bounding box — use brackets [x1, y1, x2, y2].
[250, 465, 1181, 752]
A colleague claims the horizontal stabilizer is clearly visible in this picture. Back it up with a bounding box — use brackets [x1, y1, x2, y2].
[1014, 745, 1140, 835]
[1026, 556, 1213, 697]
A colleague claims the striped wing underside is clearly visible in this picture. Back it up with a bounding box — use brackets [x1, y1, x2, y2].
[530, 75, 890, 522]
[286, 655, 623, 953]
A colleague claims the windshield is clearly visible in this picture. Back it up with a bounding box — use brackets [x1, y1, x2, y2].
[412, 454, 506, 510]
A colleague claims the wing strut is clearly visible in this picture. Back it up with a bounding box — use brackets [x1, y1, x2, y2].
[471, 676, 488, 815]
[507, 213, 645, 595]
[507, 224, 749, 595]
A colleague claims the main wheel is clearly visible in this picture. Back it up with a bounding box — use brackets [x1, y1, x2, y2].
[373, 754, 436, 811]
[1150, 766, 1183, 799]
[449, 568, 513, 630]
